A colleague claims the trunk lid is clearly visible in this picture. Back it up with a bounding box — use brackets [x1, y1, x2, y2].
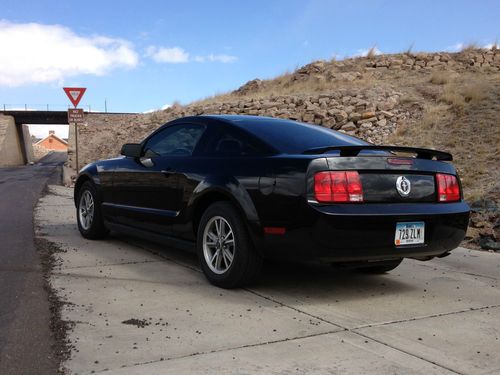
[305, 146, 458, 204]
[358, 172, 435, 203]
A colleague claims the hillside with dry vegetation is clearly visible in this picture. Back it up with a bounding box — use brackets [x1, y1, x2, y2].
[72, 48, 499, 250]
[192, 49, 500, 250]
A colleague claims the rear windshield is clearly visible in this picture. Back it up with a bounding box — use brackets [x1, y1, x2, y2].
[232, 117, 368, 154]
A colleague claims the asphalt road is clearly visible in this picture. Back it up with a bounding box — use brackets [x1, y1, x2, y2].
[0, 152, 67, 375]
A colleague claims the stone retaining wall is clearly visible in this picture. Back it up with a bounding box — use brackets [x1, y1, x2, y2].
[68, 88, 403, 171]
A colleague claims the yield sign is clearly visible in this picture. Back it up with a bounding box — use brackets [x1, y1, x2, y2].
[63, 87, 87, 108]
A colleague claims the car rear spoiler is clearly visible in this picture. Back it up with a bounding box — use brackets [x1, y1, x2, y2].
[302, 145, 453, 161]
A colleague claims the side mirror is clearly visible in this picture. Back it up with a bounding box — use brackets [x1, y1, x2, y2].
[120, 143, 142, 158]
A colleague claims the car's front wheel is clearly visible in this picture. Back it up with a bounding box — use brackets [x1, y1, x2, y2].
[76, 181, 109, 239]
[197, 202, 262, 288]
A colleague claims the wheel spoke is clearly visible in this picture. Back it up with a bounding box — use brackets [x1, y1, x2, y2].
[209, 249, 219, 265]
[214, 220, 220, 236]
[220, 219, 226, 237]
[223, 248, 233, 263]
[223, 229, 233, 241]
[215, 250, 223, 269]
[221, 251, 229, 268]
[207, 231, 218, 242]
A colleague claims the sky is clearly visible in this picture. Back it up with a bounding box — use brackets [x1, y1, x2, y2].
[1, 0, 499, 125]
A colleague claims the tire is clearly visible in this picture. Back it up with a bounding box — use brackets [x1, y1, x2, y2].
[76, 181, 109, 240]
[197, 202, 262, 288]
[357, 259, 403, 274]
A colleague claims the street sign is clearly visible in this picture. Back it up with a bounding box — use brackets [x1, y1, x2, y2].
[63, 87, 87, 108]
[68, 108, 85, 123]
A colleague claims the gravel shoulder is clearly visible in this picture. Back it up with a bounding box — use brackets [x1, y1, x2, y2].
[35, 185, 500, 375]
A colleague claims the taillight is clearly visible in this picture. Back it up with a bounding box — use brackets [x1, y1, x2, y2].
[436, 173, 460, 202]
[314, 171, 363, 203]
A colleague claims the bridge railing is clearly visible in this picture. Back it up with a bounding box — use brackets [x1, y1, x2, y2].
[1, 104, 99, 112]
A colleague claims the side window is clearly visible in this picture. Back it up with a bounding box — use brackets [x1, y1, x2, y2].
[203, 126, 270, 157]
[143, 124, 205, 157]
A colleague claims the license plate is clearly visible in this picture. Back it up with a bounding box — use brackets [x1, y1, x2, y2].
[395, 222, 425, 246]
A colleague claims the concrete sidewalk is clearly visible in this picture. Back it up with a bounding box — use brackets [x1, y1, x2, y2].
[35, 185, 500, 375]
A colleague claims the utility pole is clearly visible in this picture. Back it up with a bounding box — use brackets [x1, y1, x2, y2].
[105, 99, 107, 113]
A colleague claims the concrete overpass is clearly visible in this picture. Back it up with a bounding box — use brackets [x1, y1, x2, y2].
[0, 110, 69, 166]
[0, 110, 137, 168]
[1, 110, 69, 125]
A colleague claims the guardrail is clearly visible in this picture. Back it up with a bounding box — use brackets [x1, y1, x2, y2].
[1, 104, 100, 112]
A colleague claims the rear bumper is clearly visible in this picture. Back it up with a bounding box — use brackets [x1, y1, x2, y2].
[255, 202, 470, 262]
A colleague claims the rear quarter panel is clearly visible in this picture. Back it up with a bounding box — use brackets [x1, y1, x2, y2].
[179, 155, 315, 239]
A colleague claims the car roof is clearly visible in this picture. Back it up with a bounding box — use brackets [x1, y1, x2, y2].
[170, 114, 292, 126]
[166, 114, 367, 154]
[200, 114, 299, 127]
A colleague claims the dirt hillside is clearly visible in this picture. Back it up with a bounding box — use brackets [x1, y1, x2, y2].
[72, 48, 500, 250]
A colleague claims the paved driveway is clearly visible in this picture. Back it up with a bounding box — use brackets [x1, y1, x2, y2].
[36, 185, 500, 375]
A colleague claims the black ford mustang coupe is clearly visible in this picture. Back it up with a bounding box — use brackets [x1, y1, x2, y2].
[74, 115, 470, 288]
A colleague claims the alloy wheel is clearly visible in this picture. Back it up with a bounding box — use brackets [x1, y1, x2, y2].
[202, 216, 235, 274]
[78, 190, 94, 230]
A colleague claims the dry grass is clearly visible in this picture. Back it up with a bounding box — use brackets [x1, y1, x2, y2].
[366, 46, 378, 58]
[429, 70, 452, 85]
[439, 85, 467, 108]
[461, 42, 480, 52]
[392, 104, 451, 145]
[461, 82, 488, 103]
[439, 78, 490, 110]
[391, 73, 500, 201]
[193, 74, 339, 105]
[405, 42, 415, 55]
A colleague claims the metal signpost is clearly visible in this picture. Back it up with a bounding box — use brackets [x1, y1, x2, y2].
[63, 88, 86, 171]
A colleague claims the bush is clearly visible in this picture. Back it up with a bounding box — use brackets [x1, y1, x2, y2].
[461, 83, 488, 103]
[430, 71, 452, 85]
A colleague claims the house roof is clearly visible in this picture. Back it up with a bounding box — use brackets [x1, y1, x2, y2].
[35, 133, 68, 146]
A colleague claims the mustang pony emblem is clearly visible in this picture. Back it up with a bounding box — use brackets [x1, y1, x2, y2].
[396, 176, 411, 196]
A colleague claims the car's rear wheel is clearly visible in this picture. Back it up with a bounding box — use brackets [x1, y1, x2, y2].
[357, 259, 403, 274]
[197, 202, 262, 288]
[76, 181, 109, 239]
